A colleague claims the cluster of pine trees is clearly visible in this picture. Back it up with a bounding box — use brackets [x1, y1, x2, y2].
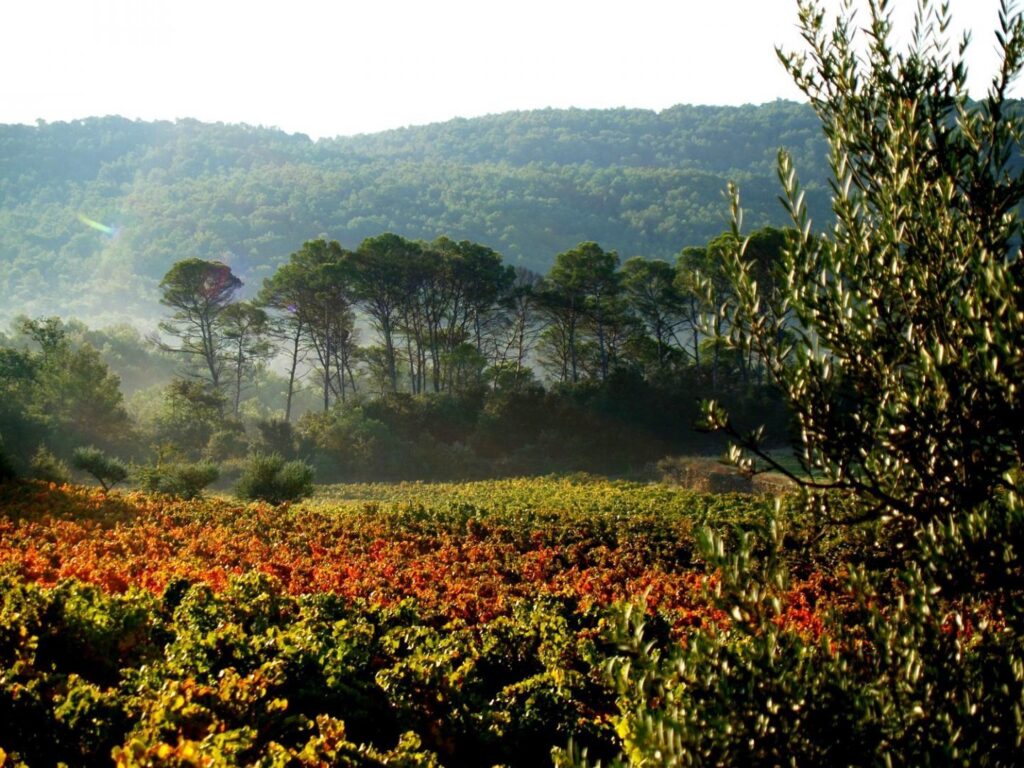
[2, 222, 793, 485]
[161, 229, 790, 418]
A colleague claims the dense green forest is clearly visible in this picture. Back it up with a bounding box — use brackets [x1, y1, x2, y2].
[0, 102, 830, 325]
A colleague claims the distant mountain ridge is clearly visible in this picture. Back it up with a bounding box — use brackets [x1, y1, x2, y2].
[0, 102, 831, 325]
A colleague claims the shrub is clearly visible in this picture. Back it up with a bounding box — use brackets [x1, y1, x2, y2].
[29, 445, 70, 485]
[72, 446, 129, 492]
[234, 452, 314, 505]
[560, 520, 1024, 767]
[170, 462, 220, 498]
[135, 460, 220, 500]
[298, 408, 408, 481]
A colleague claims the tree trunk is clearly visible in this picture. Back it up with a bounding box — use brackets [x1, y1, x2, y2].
[284, 325, 302, 423]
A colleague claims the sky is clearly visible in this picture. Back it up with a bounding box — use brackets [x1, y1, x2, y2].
[0, 0, 1019, 139]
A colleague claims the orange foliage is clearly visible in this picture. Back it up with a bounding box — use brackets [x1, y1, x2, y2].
[0, 482, 836, 634]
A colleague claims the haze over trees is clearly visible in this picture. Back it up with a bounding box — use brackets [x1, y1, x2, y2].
[0, 103, 831, 325]
[0, 219, 795, 484]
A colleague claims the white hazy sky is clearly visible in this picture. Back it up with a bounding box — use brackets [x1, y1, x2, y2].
[0, 0, 1019, 139]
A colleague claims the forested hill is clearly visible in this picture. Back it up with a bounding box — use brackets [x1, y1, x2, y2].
[0, 102, 831, 325]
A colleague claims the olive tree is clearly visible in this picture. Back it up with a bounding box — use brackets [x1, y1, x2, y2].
[705, 0, 1024, 533]
[561, 4, 1024, 766]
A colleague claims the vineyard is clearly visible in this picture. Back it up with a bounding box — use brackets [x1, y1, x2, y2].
[6, 0, 1024, 764]
[0, 478, 843, 766]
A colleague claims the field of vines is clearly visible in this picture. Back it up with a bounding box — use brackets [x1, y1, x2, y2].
[0, 476, 850, 766]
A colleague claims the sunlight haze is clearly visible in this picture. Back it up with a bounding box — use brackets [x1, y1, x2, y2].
[1, 0, 1018, 138]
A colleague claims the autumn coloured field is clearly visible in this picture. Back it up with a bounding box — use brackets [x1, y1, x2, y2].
[0, 477, 844, 766]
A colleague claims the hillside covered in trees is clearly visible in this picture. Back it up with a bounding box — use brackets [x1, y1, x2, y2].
[0, 102, 830, 324]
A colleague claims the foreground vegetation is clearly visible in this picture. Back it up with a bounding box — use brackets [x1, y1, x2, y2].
[0, 478, 833, 766]
[0, 474, 1018, 766]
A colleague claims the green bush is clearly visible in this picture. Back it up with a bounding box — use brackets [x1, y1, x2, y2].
[171, 462, 220, 498]
[134, 460, 220, 500]
[29, 445, 70, 485]
[71, 447, 129, 492]
[233, 452, 314, 505]
[704, 0, 1024, 536]
[298, 407, 410, 481]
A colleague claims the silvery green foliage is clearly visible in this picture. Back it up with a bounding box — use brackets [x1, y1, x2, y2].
[703, 0, 1024, 529]
[563, 2, 1024, 765]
